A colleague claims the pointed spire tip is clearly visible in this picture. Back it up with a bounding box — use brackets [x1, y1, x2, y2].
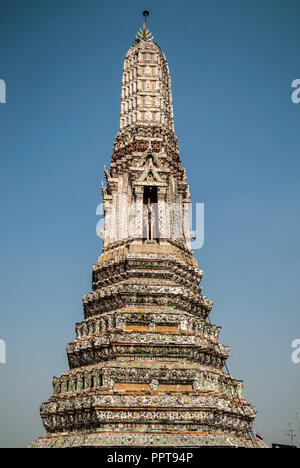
[136, 11, 154, 42]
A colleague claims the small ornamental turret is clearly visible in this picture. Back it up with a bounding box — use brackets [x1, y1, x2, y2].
[30, 13, 265, 449]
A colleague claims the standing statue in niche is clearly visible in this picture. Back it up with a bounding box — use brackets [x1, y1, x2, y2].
[143, 196, 158, 241]
[147, 198, 153, 240]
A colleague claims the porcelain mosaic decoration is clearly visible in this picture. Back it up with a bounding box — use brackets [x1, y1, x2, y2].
[30, 22, 265, 449]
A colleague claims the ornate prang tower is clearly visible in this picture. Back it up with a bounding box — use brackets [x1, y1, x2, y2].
[31, 15, 263, 448]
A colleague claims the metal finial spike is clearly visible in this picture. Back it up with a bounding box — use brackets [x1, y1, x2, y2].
[143, 10, 149, 29]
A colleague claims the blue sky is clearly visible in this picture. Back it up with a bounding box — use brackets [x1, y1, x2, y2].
[0, 0, 300, 448]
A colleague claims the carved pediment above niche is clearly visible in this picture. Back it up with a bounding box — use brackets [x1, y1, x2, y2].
[130, 165, 168, 188]
[138, 164, 162, 184]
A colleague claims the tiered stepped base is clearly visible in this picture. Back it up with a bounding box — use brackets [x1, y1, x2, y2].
[30, 244, 265, 448]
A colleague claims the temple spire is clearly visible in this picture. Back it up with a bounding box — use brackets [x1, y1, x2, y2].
[121, 23, 174, 131]
[30, 18, 262, 450]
